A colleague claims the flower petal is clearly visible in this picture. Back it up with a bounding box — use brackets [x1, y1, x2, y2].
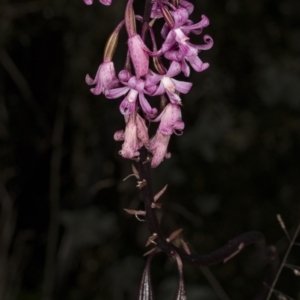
[100, 0, 112, 5]
[136, 113, 149, 147]
[83, 0, 93, 5]
[105, 86, 130, 99]
[172, 8, 189, 28]
[166, 89, 182, 104]
[152, 82, 166, 96]
[181, 14, 210, 31]
[185, 55, 209, 72]
[114, 130, 125, 141]
[120, 95, 137, 115]
[179, 0, 194, 15]
[166, 61, 182, 77]
[193, 35, 214, 50]
[180, 59, 190, 77]
[138, 93, 157, 116]
[150, 133, 171, 168]
[172, 79, 192, 94]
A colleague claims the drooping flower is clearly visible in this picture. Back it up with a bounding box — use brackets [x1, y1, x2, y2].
[153, 103, 185, 135]
[150, 103, 184, 167]
[150, 132, 171, 168]
[151, 10, 213, 76]
[114, 111, 150, 159]
[85, 60, 119, 95]
[117, 112, 140, 159]
[105, 70, 157, 116]
[164, 35, 213, 76]
[146, 61, 192, 104]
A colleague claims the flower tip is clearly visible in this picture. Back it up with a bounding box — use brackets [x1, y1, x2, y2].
[100, 0, 112, 5]
[203, 62, 210, 70]
[85, 74, 94, 85]
[114, 130, 125, 141]
[90, 87, 101, 95]
[83, 0, 93, 5]
[201, 14, 210, 26]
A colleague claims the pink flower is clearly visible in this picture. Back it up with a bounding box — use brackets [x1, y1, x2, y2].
[86, 61, 119, 95]
[164, 34, 213, 76]
[147, 61, 192, 104]
[151, 11, 213, 76]
[154, 103, 185, 135]
[150, 132, 171, 168]
[116, 113, 140, 159]
[105, 71, 157, 116]
[114, 112, 149, 160]
[150, 103, 184, 167]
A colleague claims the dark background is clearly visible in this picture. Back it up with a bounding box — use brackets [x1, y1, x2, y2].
[0, 0, 300, 299]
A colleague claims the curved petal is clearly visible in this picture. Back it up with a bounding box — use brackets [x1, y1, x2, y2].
[179, 42, 198, 57]
[105, 86, 130, 99]
[160, 30, 177, 54]
[152, 82, 166, 96]
[174, 120, 185, 132]
[172, 8, 189, 28]
[181, 15, 210, 31]
[192, 35, 214, 50]
[186, 55, 209, 72]
[164, 50, 183, 62]
[179, 0, 194, 15]
[114, 130, 125, 141]
[100, 0, 112, 5]
[166, 61, 182, 77]
[144, 84, 157, 95]
[119, 96, 137, 115]
[138, 93, 157, 116]
[172, 79, 192, 94]
[89, 80, 103, 95]
[85, 74, 97, 85]
[118, 70, 132, 83]
[180, 59, 190, 77]
[145, 72, 162, 86]
[150, 133, 170, 168]
[161, 23, 170, 39]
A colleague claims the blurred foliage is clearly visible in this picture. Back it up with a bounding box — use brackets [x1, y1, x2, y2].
[0, 0, 300, 299]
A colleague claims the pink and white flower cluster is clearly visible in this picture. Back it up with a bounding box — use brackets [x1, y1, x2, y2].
[84, 0, 213, 168]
